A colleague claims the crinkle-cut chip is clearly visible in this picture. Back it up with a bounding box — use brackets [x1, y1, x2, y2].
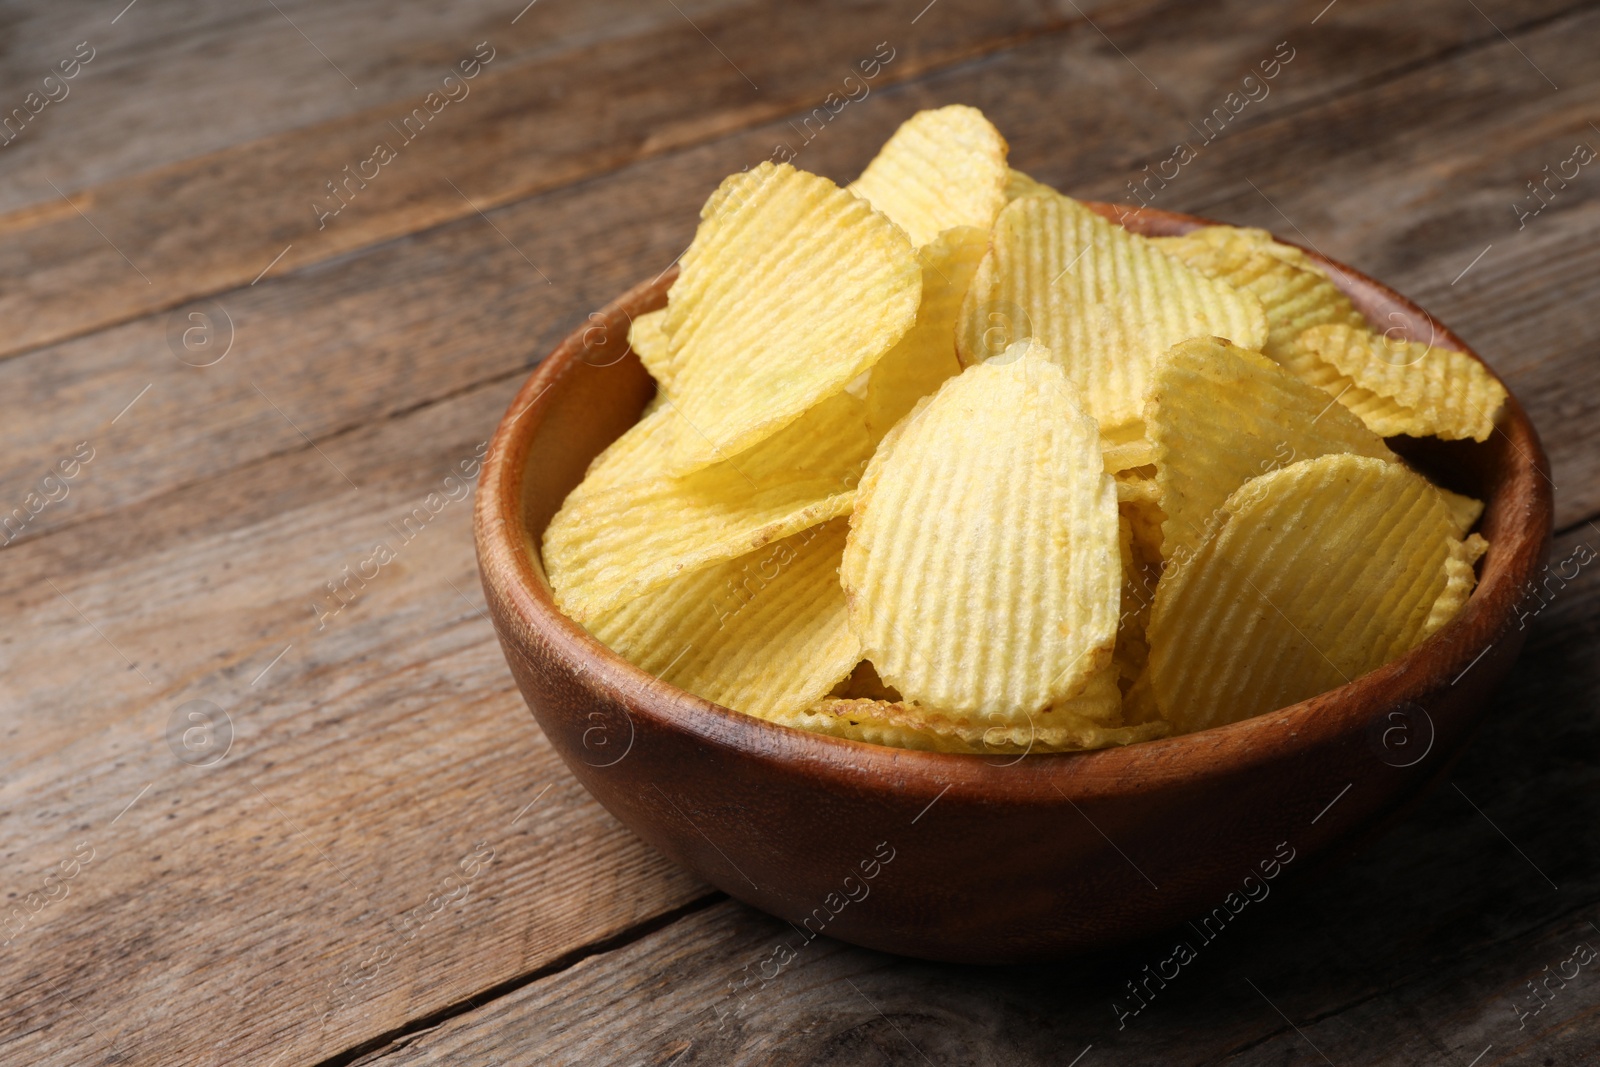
[1102, 420, 1155, 472]
[545, 390, 872, 623]
[866, 226, 989, 438]
[1168, 224, 1316, 270]
[1114, 466, 1158, 506]
[767, 668, 1167, 754]
[1148, 454, 1458, 734]
[1294, 323, 1508, 441]
[842, 344, 1121, 719]
[957, 193, 1267, 432]
[570, 399, 678, 502]
[1155, 226, 1368, 367]
[663, 162, 919, 472]
[1148, 337, 1395, 565]
[627, 308, 677, 389]
[588, 519, 858, 718]
[847, 105, 1009, 247]
[1121, 670, 1162, 726]
[1005, 168, 1054, 201]
[1423, 533, 1488, 638]
[1438, 486, 1485, 537]
[1114, 512, 1160, 702]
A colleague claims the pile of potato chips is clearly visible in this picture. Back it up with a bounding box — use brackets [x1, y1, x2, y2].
[543, 105, 1506, 754]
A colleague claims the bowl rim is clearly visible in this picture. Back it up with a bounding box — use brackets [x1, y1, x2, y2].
[473, 200, 1554, 806]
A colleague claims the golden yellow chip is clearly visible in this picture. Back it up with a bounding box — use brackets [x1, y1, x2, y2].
[956, 194, 1267, 432]
[848, 105, 1009, 248]
[1438, 486, 1485, 537]
[1155, 226, 1368, 367]
[663, 162, 919, 472]
[842, 343, 1120, 718]
[1293, 323, 1508, 441]
[1147, 337, 1394, 564]
[544, 390, 871, 623]
[1004, 168, 1054, 201]
[766, 666, 1166, 753]
[1423, 532, 1488, 638]
[627, 308, 677, 389]
[1148, 454, 1459, 734]
[589, 519, 858, 717]
[1101, 421, 1156, 473]
[864, 225, 989, 439]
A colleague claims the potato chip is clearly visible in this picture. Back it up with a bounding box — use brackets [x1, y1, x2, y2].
[1438, 486, 1485, 536]
[1005, 168, 1054, 201]
[842, 343, 1120, 718]
[627, 308, 676, 389]
[1147, 336, 1394, 563]
[1155, 226, 1368, 367]
[1102, 421, 1156, 473]
[957, 194, 1267, 432]
[663, 162, 920, 472]
[1423, 532, 1488, 638]
[1148, 454, 1459, 734]
[544, 389, 871, 623]
[589, 519, 858, 717]
[765, 666, 1166, 753]
[1293, 323, 1508, 441]
[848, 105, 1010, 247]
[865, 225, 989, 438]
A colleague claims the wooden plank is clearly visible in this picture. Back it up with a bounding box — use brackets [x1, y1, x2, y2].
[0, 376, 709, 1066]
[0, 0, 1115, 364]
[343, 525, 1600, 1065]
[5, 0, 1592, 561]
[0, 0, 735, 214]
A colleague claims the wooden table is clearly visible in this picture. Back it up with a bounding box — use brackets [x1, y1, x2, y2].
[2, 1, 1597, 1063]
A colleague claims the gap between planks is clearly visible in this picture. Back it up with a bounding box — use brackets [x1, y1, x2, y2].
[316, 892, 727, 1067]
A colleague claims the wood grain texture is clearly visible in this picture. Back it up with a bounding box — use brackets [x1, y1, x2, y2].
[1, 0, 1598, 1062]
[0, 0, 748, 213]
[0, 377, 704, 1065]
[0, 0, 1114, 365]
[334, 533, 1600, 1067]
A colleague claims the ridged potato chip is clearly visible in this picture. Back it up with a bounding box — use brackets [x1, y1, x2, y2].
[1294, 323, 1508, 441]
[1102, 421, 1156, 473]
[848, 105, 1009, 247]
[842, 343, 1120, 718]
[865, 225, 989, 438]
[1148, 336, 1394, 564]
[545, 390, 871, 623]
[1439, 486, 1485, 536]
[589, 519, 858, 717]
[1148, 454, 1459, 734]
[1424, 532, 1488, 638]
[627, 308, 676, 389]
[1005, 168, 1054, 201]
[663, 162, 920, 471]
[1155, 226, 1368, 367]
[957, 194, 1267, 432]
[765, 666, 1166, 753]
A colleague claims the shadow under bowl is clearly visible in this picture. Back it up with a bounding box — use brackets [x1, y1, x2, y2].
[473, 202, 1553, 964]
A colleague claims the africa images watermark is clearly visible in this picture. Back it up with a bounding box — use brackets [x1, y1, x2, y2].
[1111, 840, 1298, 1028]
[708, 840, 898, 1029]
[765, 41, 896, 166]
[312, 42, 497, 230]
[1121, 40, 1297, 215]
[309, 442, 487, 630]
[0, 41, 96, 147]
[2, 441, 95, 546]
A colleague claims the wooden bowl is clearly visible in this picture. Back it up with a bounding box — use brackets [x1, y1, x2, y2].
[473, 202, 1552, 964]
